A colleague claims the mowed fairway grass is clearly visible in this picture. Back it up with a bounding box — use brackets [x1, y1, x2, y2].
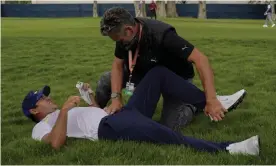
[1, 17, 276, 164]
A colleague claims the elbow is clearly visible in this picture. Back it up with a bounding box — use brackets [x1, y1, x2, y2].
[52, 146, 61, 150]
[50, 140, 65, 150]
[51, 142, 62, 150]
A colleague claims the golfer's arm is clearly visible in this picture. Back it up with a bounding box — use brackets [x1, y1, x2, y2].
[41, 109, 68, 150]
[188, 48, 217, 102]
[111, 57, 124, 97]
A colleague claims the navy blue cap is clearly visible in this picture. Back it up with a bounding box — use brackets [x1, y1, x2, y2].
[22, 86, 50, 118]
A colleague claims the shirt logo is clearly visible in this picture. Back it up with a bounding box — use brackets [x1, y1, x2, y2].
[182, 45, 188, 51]
[150, 58, 157, 63]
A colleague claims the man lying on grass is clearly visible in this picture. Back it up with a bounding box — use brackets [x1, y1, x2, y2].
[22, 66, 259, 155]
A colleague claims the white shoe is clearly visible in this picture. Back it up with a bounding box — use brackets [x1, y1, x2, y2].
[263, 25, 268, 27]
[226, 135, 259, 156]
[272, 24, 275, 27]
[217, 89, 246, 111]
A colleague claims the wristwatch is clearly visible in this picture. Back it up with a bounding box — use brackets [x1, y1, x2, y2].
[111, 92, 121, 99]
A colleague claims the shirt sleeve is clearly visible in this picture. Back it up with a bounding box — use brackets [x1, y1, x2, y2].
[32, 122, 52, 141]
[114, 41, 128, 59]
[162, 30, 195, 60]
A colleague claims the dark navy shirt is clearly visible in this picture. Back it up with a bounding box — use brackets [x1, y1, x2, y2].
[115, 18, 195, 85]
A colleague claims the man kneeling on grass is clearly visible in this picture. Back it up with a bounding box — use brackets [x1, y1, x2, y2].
[22, 66, 259, 155]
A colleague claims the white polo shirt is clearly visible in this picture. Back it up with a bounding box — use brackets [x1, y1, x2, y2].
[32, 107, 108, 141]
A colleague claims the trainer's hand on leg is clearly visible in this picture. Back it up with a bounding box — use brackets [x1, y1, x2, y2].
[204, 99, 227, 122]
[104, 98, 123, 115]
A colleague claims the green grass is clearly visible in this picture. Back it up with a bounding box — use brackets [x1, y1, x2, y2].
[1, 17, 276, 164]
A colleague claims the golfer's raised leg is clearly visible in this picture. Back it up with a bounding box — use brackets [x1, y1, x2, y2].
[125, 66, 206, 118]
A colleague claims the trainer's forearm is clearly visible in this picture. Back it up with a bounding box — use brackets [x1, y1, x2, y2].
[49, 109, 68, 149]
[194, 54, 217, 102]
[111, 60, 123, 94]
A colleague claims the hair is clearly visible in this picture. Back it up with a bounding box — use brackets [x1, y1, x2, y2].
[101, 7, 136, 35]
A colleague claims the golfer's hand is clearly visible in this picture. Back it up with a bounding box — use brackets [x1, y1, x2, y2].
[204, 99, 227, 122]
[105, 99, 122, 115]
[82, 83, 91, 91]
[264, 12, 267, 15]
[82, 83, 94, 94]
[61, 96, 81, 111]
